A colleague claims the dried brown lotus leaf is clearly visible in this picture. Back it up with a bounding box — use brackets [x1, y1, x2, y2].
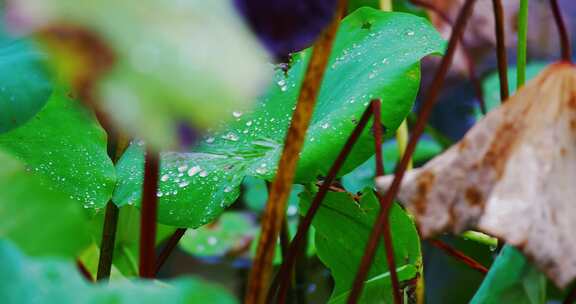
[376, 63, 576, 287]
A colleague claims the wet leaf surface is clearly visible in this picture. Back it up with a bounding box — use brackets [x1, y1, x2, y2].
[0, 87, 116, 210]
[113, 8, 445, 227]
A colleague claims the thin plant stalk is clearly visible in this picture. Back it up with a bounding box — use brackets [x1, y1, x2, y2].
[245, 1, 347, 302]
[409, 0, 486, 114]
[272, 102, 375, 304]
[395, 120, 412, 169]
[77, 259, 94, 282]
[346, 0, 478, 302]
[95, 108, 129, 282]
[155, 228, 187, 275]
[280, 218, 291, 260]
[373, 101, 402, 304]
[97, 202, 120, 280]
[380, 1, 404, 301]
[550, 0, 572, 63]
[379, 0, 392, 11]
[294, 218, 309, 304]
[139, 150, 160, 278]
[517, 0, 529, 88]
[429, 240, 488, 274]
[492, 0, 509, 101]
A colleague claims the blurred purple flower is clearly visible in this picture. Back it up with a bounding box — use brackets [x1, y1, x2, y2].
[234, 0, 339, 61]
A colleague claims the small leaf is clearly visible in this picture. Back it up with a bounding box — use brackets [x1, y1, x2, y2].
[114, 9, 445, 227]
[179, 212, 257, 258]
[0, 150, 91, 258]
[0, 30, 52, 133]
[299, 189, 421, 300]
[0, 240, 237, 304]
[471, 245, 546, 304]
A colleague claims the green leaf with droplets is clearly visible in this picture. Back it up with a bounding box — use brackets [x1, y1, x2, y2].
[0, 150, 91, 258]
[0, 240, 237, 304]
[0, 87, 116, 209]
[0, 31, 52, 133]
[299, 189, 421, 301]
[470, 245, 546, 304]
[113, 8, 445, 227]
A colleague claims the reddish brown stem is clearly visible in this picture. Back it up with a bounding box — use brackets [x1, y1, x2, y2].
[372, 101, 401, 304]
[492, 0, 509, 101]
[246, 2, 347, 302]
[410, 0, 486, 114]
[550, 0, 572, 62]
[272, 103, 375, 303]
[77, 259, 94, 282]
[346, 0, 477, 303]
[139, 151, 160, 278]
[155, 228, 186, 275]
[429, 239, 488, 274]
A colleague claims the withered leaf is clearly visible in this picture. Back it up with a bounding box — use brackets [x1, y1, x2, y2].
[376, 63, 576, 287]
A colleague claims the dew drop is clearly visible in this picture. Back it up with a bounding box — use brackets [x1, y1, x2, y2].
[161, 174, 169, 182]
[205, 137, 215, 143]
[287, 205, 298, 216]
[207, 236, 218, 246]
[321, 123, 330, 129]
[222, 132, 239, 141]
[255, 166, 268, 175]
[187, 165, 201, 177]
[232, 111, 243, 118]
[179, 181, 190, 188]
